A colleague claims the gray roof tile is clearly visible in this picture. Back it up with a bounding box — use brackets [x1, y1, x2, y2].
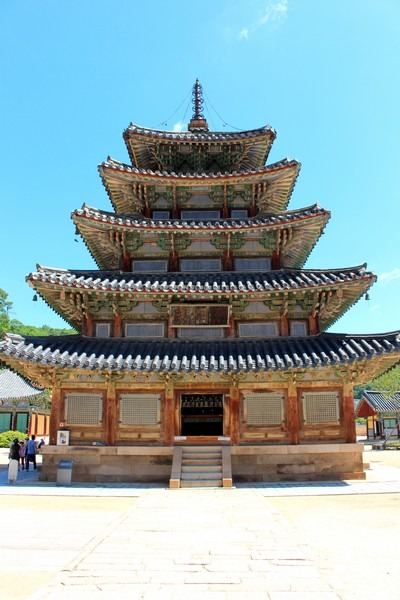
[1, 332, 399, 374]
[0, 368, 44, 400]
[30, 265, 373, 294]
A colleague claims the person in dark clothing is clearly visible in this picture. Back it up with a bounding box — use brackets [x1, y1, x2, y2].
[26, 435, 37, 471]
[9, 438, 20, 460]
[8, 438, 20, 484]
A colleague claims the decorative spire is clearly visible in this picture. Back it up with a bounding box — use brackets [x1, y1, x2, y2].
[188, 79, 209, 132]
[192, 79, 204, 119]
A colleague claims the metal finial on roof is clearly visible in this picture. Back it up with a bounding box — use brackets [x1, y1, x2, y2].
[192, 79, 204, 119]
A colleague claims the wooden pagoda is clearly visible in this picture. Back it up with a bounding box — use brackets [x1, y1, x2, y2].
[1, 80, 399, 485]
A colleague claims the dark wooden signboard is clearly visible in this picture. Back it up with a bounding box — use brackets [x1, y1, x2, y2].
[170, 304, 229, 327]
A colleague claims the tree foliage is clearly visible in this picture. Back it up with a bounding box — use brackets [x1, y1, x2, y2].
[0, 288, 75, 336]
[372, 364, 400, 396]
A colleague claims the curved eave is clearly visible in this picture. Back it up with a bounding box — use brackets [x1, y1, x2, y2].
[26, 265, 376, 331]
[1, 332, 399, 382]
[123, 123, 277, 170]
[72, 204, 331, 270]
[98, 158, 300, 215]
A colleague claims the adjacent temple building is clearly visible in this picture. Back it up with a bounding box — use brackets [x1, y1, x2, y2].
[1, 81, 399, 485]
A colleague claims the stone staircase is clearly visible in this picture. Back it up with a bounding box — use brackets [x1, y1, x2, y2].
[169, 446, 232, 488]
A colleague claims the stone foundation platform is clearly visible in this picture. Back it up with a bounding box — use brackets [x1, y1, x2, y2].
[40, 443, 365, 483]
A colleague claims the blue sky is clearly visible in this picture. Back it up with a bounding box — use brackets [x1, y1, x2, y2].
[1, 0, 399, 334]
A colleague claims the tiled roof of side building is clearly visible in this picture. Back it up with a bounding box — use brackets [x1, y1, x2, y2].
[0, 368, 44, 400]
[1, 332, 399, 374]
[73, 203, 330, 231]
[28, 265, 375, 294]
[357, 390, 400, 414]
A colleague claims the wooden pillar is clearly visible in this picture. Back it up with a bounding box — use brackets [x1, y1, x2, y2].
[229, 386, 240, 444]
[105, 376, 117, 446]
[249, 201, 257, 217]
[121, 252, 131, 272]
[280, 314, 289, 337]
[169, 250, 179, 272]
[84, 313, 93, 337]
[223, 250, 233, 271]
[164, 383, 175, 445]
[114, 314, 122, 338]
[287, 380, 299, 444]
[174, 392, 181, 436]
[49, 386, 61, 445]
[343, 382, 356, 442]
[308, 315, 319, 336]
[227, 312, 235, 338]
[271, 250, 281, 270]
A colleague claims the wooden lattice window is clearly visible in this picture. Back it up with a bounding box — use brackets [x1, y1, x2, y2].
[177, 327, 225, 338]
[180, 258, 222, 272]
[290, 321, 307, 336]
[238, 322, 279, 337]
[244, 393, 284, 426]
[234, 258, 271, 271]
[132, 260, 168, 272]
[302, 392, 339, 424]
[119, 394, 160, 426]
[231, 209, 248, 219]
[65, 394, 103, 425]
[125, 323, 164, 338]
[152, 211, 170, 220]
[181, 210, 220, 220]
[96, 323, 110, 337]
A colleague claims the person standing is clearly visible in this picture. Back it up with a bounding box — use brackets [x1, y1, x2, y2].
[26, 435, 37, 471]
[19, 440, 27, 470]
[8, 438, 20, 484]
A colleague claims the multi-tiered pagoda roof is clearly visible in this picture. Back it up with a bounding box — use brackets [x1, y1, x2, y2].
[1, 80, 399, 387]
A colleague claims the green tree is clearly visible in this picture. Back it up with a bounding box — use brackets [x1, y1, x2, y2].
[353, 383, 373, 399]
[0, 288, 12, 333]
[0, 289, 76, 336]
[372, 364, 400, 396]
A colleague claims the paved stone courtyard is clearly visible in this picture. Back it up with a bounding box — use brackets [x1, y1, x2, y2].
[0, 447, 400, 599]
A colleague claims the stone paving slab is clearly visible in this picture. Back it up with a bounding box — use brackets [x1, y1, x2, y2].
[27, 488, 340, 599]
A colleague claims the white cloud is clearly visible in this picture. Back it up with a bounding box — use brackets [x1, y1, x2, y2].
[378, 268, 400, 284]
[239, 1, 288, 40]
[259, 0, 288, 25]
[173, 121, 186, 132]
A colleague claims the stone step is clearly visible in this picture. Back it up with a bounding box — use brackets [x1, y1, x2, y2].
[181, 458, 222, 466]
[181, 471, 222, 481]
[181, 465, 222, 473]
[182, 453, 222, 460]
[182, 446, 222, 451]
[180, 480, 223, 488]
